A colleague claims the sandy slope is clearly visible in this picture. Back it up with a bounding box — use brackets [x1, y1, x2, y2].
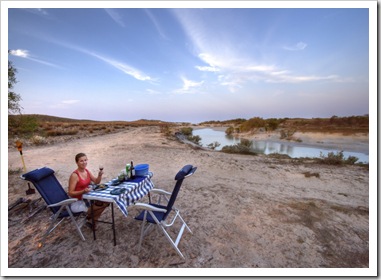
[6, 126, 370, 274]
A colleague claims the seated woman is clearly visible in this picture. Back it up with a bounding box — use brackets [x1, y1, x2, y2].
[68, 152, 109, 230]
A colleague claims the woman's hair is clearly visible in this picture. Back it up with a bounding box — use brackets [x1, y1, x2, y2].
[75, 153, 87, 163]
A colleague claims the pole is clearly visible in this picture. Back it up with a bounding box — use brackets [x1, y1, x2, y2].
[15, 140, 27, 172]
[15, 140, 35, 195]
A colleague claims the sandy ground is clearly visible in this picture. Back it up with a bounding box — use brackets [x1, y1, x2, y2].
[6, 126, 371, 276]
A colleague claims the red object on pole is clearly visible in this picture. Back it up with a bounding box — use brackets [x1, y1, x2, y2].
[15, 140, 27, 172]
[15, 140, 35, 195]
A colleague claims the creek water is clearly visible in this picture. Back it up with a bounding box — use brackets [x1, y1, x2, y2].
[193, 127, 369, 163]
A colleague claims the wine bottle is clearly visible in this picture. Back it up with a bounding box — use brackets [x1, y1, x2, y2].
[130, 160, 135, 179]
[126, 164, 131, 179]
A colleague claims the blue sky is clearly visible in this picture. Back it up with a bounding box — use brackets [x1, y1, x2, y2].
[5, 2, 374, 123]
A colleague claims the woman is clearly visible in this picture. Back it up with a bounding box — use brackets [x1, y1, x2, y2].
[68, 152, 109, 230]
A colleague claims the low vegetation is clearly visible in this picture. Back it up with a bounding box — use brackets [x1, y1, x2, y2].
[316, 151, 359, 165]
[8, 114, 174, 147]
[179, 127, 202, 145]
[8, 115, 368, 168]
[221, 139, 257, 155]
[221, 115, 368, 136]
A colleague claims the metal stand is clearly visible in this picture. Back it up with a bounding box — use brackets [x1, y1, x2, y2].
[9, 141, 43, 221]
[90, 202, 116, 246]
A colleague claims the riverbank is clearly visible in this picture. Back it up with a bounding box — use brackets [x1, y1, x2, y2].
[6, 126, 372, 275]
[192, 126, 369, 162]
[249, 131, 369, 154]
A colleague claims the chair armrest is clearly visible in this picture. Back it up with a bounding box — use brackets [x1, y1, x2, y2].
[47, 198, 78, 208]
[133, 202, 167, 213]
[150, 189, 172, 196]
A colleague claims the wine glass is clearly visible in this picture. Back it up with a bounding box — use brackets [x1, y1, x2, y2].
[99, 164, 104, 171]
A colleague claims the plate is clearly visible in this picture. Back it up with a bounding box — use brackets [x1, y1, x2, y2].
[94, 184, 108, 191]
[110, 179, 120, 186]
[110, 188, 127, 195]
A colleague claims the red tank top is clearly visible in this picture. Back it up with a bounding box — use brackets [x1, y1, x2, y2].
[73, 169, 91, 200]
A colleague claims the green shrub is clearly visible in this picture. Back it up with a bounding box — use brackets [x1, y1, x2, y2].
[180, 127, 193, 136]
[317, 151, 358, 165]
[221, 139, 256, 155]
[46, 128, 79, 136]
[160, 124, 171, 136]
[187, 135, 201, 145]
[280, 129, 296, 139]
[207, 141, 221, 150]
[9, 115, 39, 136]
[225, 126, 234, 136]
[344, 155, 359, 165]
[239, 117, 266, 132]
[266, 118, 280, 131]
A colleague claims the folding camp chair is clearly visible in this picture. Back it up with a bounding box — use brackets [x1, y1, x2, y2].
[21, 167, 87, 247]
[134, 165, 197, 259]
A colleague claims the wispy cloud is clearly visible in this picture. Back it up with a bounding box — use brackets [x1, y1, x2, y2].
[9, 49, 62, 68]
[173, 10, 336, 91]
[9, 49, 29, 58]
[104, 9, 125, 28]
[201, 50, 340, 89]
[90, 52, 152, 81]
[283, 41, 308, 51]
[23, 8, 49, 16]
[62, 99, 80, 104]
[195, 65, 220, 72]
[175, 76, 204, 93]
[46, 40, 153, 82]
[144, 9, 168, 40]
[266, 74, 339, 83]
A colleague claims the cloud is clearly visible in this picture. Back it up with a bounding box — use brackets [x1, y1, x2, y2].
[144, 9, 168, 40]
[174, 9, 339, 92]
[266, 74, 339, 83]
[23, 8, 49, 16]
[43, 39, 154, 82]
[196, 50, 339, 90]
[98, 56, 152, 81]
[104, 9, 125, 27]
[283, 41, 308, 51]
[175, 76, 204, 93]
[62, 100, 80, 104]
[33, 8, 48, 16]
[195, 65, 220, 72]
[9, 49, 29, 58]
[9, 49, 62, 68]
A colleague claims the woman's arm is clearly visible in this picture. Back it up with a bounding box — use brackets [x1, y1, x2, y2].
[89, 169, 103, 184]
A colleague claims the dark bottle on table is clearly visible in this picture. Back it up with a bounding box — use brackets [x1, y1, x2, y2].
[130, 160, 135, 179]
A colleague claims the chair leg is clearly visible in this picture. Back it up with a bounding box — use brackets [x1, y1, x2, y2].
[66, 206, 85, 241]
[137, 210, 190, 259]
[177, 213, 192, 235]
[38, 206, 85, 248]
[38, 207, 65, 248]
[158, 224, 185, 259]
[138, 211, 153, 252]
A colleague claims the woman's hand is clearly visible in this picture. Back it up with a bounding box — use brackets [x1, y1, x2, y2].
[98, 170, 104, 177]
[83, 187, 92, 194]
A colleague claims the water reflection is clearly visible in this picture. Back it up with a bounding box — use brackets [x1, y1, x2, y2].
[194, 128, 369, 163]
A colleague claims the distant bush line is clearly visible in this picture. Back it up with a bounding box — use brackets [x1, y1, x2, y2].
[202, 115, 369, 135]
[8, 114, 174, 139]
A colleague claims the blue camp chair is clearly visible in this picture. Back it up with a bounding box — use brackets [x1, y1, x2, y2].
[21, 167, 86, 247]
[134, 165, 197, 259]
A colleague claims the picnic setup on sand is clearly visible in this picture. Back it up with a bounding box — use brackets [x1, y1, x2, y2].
[20, 163, 197, 259]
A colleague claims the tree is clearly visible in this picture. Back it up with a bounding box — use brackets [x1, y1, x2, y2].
[8, 56, 22, 114]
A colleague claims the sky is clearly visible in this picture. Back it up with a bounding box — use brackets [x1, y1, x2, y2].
[4, 1, 375, 123]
